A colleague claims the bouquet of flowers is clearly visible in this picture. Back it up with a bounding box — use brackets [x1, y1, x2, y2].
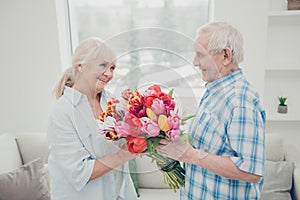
[98, 84, 193, 191]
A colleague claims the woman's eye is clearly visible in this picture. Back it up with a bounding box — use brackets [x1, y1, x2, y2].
[110, 66, 116, 71]
[99, 63, 107, 67]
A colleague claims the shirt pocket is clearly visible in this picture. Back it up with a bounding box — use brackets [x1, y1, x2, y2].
[192, 111, 225, 154]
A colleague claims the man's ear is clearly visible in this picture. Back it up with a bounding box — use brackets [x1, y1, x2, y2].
[222, 48, 232, 66]
[77, 64, 83, 72]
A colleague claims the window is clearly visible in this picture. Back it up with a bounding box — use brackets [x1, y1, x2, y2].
[68, 0, 209, 114]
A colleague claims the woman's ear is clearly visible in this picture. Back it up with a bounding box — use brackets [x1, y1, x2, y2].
[222, 48, 232, 66]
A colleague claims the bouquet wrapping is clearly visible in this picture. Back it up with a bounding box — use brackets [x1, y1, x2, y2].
[98, 84, 193, 191]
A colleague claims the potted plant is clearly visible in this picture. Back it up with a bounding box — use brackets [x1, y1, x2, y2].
[278, 96, 288, 114]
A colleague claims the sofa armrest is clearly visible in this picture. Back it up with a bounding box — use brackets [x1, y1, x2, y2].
[291, 167, 299, 200]
[15, 132, 49, 164]
[44, 163, 50, 188]
[0, 133, 23, 173]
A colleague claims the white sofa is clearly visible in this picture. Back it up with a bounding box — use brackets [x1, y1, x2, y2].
[0, 132, 299, 200]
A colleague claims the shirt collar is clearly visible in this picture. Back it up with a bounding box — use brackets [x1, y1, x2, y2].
[63, 86, 85, 106]
[205, 68, 243, 92]
[63, 86, 109, 107]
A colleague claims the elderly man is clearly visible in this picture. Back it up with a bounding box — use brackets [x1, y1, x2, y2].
[157, 22, 266, 199]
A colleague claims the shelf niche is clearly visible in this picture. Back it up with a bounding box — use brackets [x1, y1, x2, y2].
[263, 70, 300, 121]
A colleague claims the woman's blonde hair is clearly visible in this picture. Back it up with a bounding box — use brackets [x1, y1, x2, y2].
[53, 37, 115, 99]
[53, 67, 74, 99]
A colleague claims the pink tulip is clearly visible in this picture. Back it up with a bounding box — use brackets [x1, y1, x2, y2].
[142, 121, 160, 137]
[168, 114, 181, 129]
[166, 129, 181, 141]
[151, 98, 166, 116]
[115, 111, 143, 137]
[115, 122, 130, 137]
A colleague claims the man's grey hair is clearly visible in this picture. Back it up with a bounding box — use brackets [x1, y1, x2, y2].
[197, 22, 244, 65]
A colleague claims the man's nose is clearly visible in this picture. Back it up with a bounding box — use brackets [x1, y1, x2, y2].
[193, 56, 199, 67]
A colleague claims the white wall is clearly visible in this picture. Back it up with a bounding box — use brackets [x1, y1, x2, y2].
[0, 0, 298, 136]
[212, 0, 268, 103]
[212, 0, 300, 136]
[0, 0, 62, 133]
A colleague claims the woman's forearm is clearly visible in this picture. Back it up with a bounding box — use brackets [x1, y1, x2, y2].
[89, 149, 135, 181]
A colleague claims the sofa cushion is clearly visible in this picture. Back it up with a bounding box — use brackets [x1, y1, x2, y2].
[15, 132, 49, 164]
[292, 167, 299, 199]
[265, 133, 284, 162]
[0, 133, 22, 174]
[0, 158, 50, 200]
[261, 160, 294, 200]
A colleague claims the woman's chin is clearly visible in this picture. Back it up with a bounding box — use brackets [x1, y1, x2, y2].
[95, 85, 105, 93]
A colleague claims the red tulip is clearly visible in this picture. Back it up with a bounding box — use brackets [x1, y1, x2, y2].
[126, 136, 147, 154]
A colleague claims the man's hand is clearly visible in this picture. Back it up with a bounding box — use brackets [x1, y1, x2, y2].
[156, 139, 193, 162]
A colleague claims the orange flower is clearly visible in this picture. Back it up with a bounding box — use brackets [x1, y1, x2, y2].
[127, 91, 144, 107]
[126, 136, 147, 154]
[144, 95, 156, 108]
[148, 85, 162, 96]
[98, 111, 112, 122]
[106, 98, 119, 114]
[103, 129, 118, 140]
[107, 98, 119, 107]
[107, 105, 114, 114]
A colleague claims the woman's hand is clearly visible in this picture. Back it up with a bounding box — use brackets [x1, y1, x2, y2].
[117, 143, 137, 160]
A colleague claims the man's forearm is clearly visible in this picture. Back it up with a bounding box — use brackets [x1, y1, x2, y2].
[184, 148, 262, 183]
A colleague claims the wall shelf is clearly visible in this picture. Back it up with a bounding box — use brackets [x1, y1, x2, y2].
[262, 0, 300, 133]
[264, 70, 300, 123]
[269, 10, 300, 16]
[266, 112, 300, 121]
[266, 66, 300, 71]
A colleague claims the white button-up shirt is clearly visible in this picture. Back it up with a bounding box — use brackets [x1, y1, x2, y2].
[47, 86, 137, 200]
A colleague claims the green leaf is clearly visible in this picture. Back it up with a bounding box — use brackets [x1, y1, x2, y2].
[181, 115, 195, 125]
[152, 137, 161, 150]
[181, 115, 195, 122]
[146, 138, 154, 153]
[146, 137, 162, 154]
[168, 88, 174, 98]
[278, 96, 287, 105]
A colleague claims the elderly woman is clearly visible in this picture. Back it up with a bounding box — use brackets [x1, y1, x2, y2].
[47, 37, 138, 200]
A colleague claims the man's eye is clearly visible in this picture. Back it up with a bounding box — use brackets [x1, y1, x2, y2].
[99, 63, 107, 67]
[110, 66, 116, 71]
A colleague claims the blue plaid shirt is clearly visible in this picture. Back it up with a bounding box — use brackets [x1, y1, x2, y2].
[181, 69, 266, 200]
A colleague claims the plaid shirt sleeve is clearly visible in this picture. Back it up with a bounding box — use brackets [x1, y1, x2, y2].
[227, 106, 265, 176]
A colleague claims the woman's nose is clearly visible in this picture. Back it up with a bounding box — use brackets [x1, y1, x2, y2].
[103, 67, 111, 76]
